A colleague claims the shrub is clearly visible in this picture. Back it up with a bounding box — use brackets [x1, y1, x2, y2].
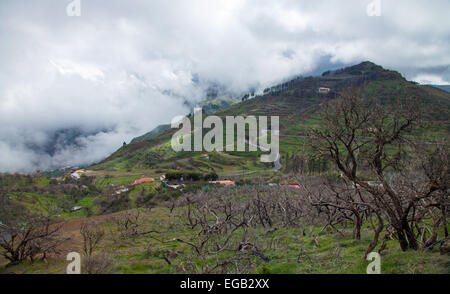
[254, 265, 273, 274]
[204, 172, 218, 181]
[166, 171, 207, 182]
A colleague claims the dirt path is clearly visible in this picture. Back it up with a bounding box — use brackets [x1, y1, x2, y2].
[53, 211, 124, 252]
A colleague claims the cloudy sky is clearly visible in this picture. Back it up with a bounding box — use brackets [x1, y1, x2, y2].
[0, 0, 449, 172]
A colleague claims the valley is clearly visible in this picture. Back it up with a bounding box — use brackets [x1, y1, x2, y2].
[1, 62, 449, 274]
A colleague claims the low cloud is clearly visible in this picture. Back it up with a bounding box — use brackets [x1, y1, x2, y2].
[413, 74, 450, 85]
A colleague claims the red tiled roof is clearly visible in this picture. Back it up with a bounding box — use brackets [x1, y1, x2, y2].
[280, 183, 302, 189]
[132, 178, 155, 185]
[209, 180, 236, 186]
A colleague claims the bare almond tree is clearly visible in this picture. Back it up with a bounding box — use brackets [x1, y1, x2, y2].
[113, 210, 142, 238]
[309, 86, 448, 252]
[80, 221, 105, 257]
[0, 216, 66, 266]
[306, 182, 370, 240]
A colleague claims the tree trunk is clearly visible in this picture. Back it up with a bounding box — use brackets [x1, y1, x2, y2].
[395, 222, 419, 251]
[442, 206, 448, 238]
[352, 213, 362, 240]
[396, 228, 409, 251]
[403, 218, 418, 250]
[365, 212, 383, 258]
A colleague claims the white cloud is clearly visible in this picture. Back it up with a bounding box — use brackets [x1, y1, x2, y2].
[49, 59, 105, 82]
[0, 0, 448, 172]
[413, 74, 450, 85]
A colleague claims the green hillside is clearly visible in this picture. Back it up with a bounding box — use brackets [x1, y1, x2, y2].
[131, 124, 172, 144]
[90, 61, 450, 174]
[200, 95, 239, 114]
[130, 97, 238, 144]
[2, 61, 449, 274]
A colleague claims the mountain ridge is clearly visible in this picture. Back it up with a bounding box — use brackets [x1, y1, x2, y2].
[91, 61, 450, 173]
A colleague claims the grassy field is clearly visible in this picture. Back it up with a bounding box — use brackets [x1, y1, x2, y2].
[1, 206, 448, 274]
[1, 62, 449, 275]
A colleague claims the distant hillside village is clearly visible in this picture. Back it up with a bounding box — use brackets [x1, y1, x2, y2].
[62, 168, 304, 213]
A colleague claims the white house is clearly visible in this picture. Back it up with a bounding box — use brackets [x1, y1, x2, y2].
[114, 187, 129, 195]
[167, 184, 185, 190]
[71, 172, 81, 180]
[318, 87, 331, 94]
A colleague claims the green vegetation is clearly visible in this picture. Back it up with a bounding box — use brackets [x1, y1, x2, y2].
[1, 62, 449, 275]
[1, 203, 448, 274]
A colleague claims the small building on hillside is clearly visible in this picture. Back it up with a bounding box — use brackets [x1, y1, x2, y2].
[201, 154, 210, 160]
[71, 206, 83, 212]
[70, 169, 86, 180]
[115, 187, 129, 195]
[318, 87, 331, 94]
[209, 180, 236, 186]
[71, 173, 81, 180]
[167, 184, 185, 190]
[280, 183, 302, 189]
[132, 178, 155, 185]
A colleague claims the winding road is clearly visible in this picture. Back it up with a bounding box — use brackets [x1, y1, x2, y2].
[224, 130, 282, 176]
[222, 131, 446, 177]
